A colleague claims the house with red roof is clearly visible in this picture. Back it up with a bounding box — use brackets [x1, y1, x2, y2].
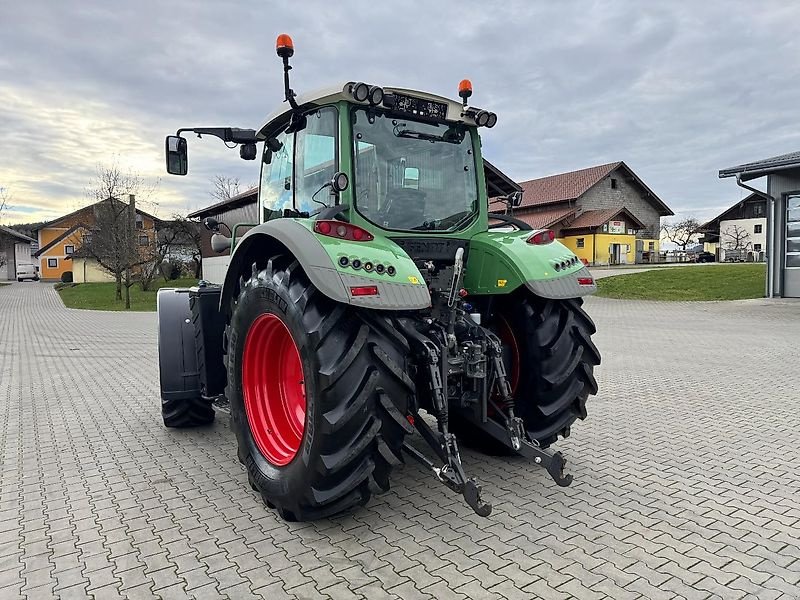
[500, 161, 673, 265]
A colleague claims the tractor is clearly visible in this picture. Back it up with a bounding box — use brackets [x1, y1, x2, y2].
[157, 34, 600, 521]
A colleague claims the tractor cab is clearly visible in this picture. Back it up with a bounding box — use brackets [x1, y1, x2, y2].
[166, 34, 499, 245]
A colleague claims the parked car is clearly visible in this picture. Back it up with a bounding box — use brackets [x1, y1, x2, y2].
[696, 251, 715, 263]
[16, 263, 39, 281]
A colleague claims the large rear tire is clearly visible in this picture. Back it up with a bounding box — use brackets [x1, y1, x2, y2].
[454, 293, 600, 452]
[226, 256, 414, 521]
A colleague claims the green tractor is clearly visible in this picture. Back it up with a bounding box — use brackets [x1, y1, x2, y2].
[157, 34, 600, 520]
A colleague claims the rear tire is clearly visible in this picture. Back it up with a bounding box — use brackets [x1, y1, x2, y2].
[226, 255, 414, 521]
[454, 293, 600, 452]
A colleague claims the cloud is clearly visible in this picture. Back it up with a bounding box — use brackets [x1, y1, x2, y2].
[2, 0, 800, 224]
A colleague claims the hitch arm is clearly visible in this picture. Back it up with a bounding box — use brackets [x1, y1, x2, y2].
[478, 417, 572, 487]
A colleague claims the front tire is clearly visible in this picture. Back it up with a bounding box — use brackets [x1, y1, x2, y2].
[226, 256, 414, 521]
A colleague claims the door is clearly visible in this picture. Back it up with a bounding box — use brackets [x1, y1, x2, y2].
[609, 244, 622, 265]
[785, 194, 800, 297]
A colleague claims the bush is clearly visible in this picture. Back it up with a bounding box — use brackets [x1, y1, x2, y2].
[61, 271, 73, 283]
[161, 259, 183, 281]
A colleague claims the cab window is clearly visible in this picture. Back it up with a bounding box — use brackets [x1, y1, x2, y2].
[295, 107, 338, 214]
[260, 129, 294, 222]
[259, 106, 338, 222]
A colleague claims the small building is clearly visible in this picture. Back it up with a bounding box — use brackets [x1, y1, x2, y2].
[0, 225, 36, 280]
[33, 199, 160, 281]
[720, 151, 800, 298]
[698, 193, 767, 262]
[187, 188, 259, 283]
[510, 161, 673, 265]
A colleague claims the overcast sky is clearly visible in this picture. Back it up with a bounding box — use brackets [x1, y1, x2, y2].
[2, 1, 799, 225]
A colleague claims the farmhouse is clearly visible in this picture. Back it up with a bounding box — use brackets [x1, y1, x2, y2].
[33, 198, 160, 281]
[508, 162, 673, 266]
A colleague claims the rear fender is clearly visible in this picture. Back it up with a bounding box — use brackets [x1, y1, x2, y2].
[464, 230, 597, 298]
[156, 288, 201, 401]
[219, 219, 430, 312]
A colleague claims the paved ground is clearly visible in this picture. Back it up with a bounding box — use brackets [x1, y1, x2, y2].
[1, 282, 799, 599]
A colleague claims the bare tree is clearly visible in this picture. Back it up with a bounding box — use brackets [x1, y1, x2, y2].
[210, 175, 242, 202]
[661, 217, 701, 252]
[0, 187, 12, 224]
[165, 216, 203, 279]
[81, 164, 157, 308]
[722, 224, 751, 250]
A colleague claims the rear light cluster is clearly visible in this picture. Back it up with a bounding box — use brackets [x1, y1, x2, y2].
[314, 220, 374, 242]
[527, 229, 555, 245]
[577, 277, 594, 286]
[554, 256, 580, 272]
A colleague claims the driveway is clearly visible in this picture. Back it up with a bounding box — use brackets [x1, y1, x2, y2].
[1, 282, 799, 599]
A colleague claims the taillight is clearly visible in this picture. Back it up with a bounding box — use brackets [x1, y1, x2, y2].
[350, 285, 379, 296]
[314, 220, 374, 242]
[577, 277, 594, 286]
[527, 229, 555, 245]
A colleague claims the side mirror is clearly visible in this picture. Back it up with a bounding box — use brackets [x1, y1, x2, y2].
[210, 233, 232, 253]
[510, 191, 523, 207]
[165, 136, 188, 175]
[203, 217, 220, 232]
[331, 171, 349, 193]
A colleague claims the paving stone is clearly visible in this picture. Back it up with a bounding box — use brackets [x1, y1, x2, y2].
[1, 279, 799, 600]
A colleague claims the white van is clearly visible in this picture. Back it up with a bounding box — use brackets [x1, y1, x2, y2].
[16, 263, 39, 282]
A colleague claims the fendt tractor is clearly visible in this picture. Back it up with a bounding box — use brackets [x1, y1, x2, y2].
[157, 34, 600, 521]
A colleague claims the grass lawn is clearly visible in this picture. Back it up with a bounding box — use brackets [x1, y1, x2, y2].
[57, 277, 198, 311]
[595, 263, 766, 301]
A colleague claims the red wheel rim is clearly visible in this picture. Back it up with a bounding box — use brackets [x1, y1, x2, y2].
[495, 315, 520, 396]
[242, 313, 306, 466]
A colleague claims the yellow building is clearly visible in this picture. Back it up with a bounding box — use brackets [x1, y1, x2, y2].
[34, 199, 159, 280]
[557, 207, 655, 265]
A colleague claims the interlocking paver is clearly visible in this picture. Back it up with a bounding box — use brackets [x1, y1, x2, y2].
[2, 283, 800, 599]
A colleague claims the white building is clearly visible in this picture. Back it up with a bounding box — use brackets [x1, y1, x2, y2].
[699, 193, 767, 261]
[0, 225, 36, 280]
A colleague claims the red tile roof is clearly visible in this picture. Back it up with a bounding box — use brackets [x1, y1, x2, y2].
[561, 207, 645, 232]
[518, 162, 621, 208]
[509, 206, 576, 229]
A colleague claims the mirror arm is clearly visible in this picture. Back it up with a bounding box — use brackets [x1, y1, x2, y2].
[176, 127, 259, 144]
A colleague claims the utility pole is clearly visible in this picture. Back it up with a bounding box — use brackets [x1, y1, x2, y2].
[124, 194, 136, 309]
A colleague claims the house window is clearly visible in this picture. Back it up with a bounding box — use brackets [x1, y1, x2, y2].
[753, 203, 765, 217]
[64, 245, 74, 255]
[610, 178, 617, 189]
[754, 244, 762, 251]
[138, 235, 149, 246]
[754, 224, 762, 234]
[648, 242, 655, 251]
[135, 214, 144, 230]
[576, 238, 585, 248]
[47, 258, 58, 268]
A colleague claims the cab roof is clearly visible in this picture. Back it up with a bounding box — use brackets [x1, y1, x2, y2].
[258, 82, 483, 138]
